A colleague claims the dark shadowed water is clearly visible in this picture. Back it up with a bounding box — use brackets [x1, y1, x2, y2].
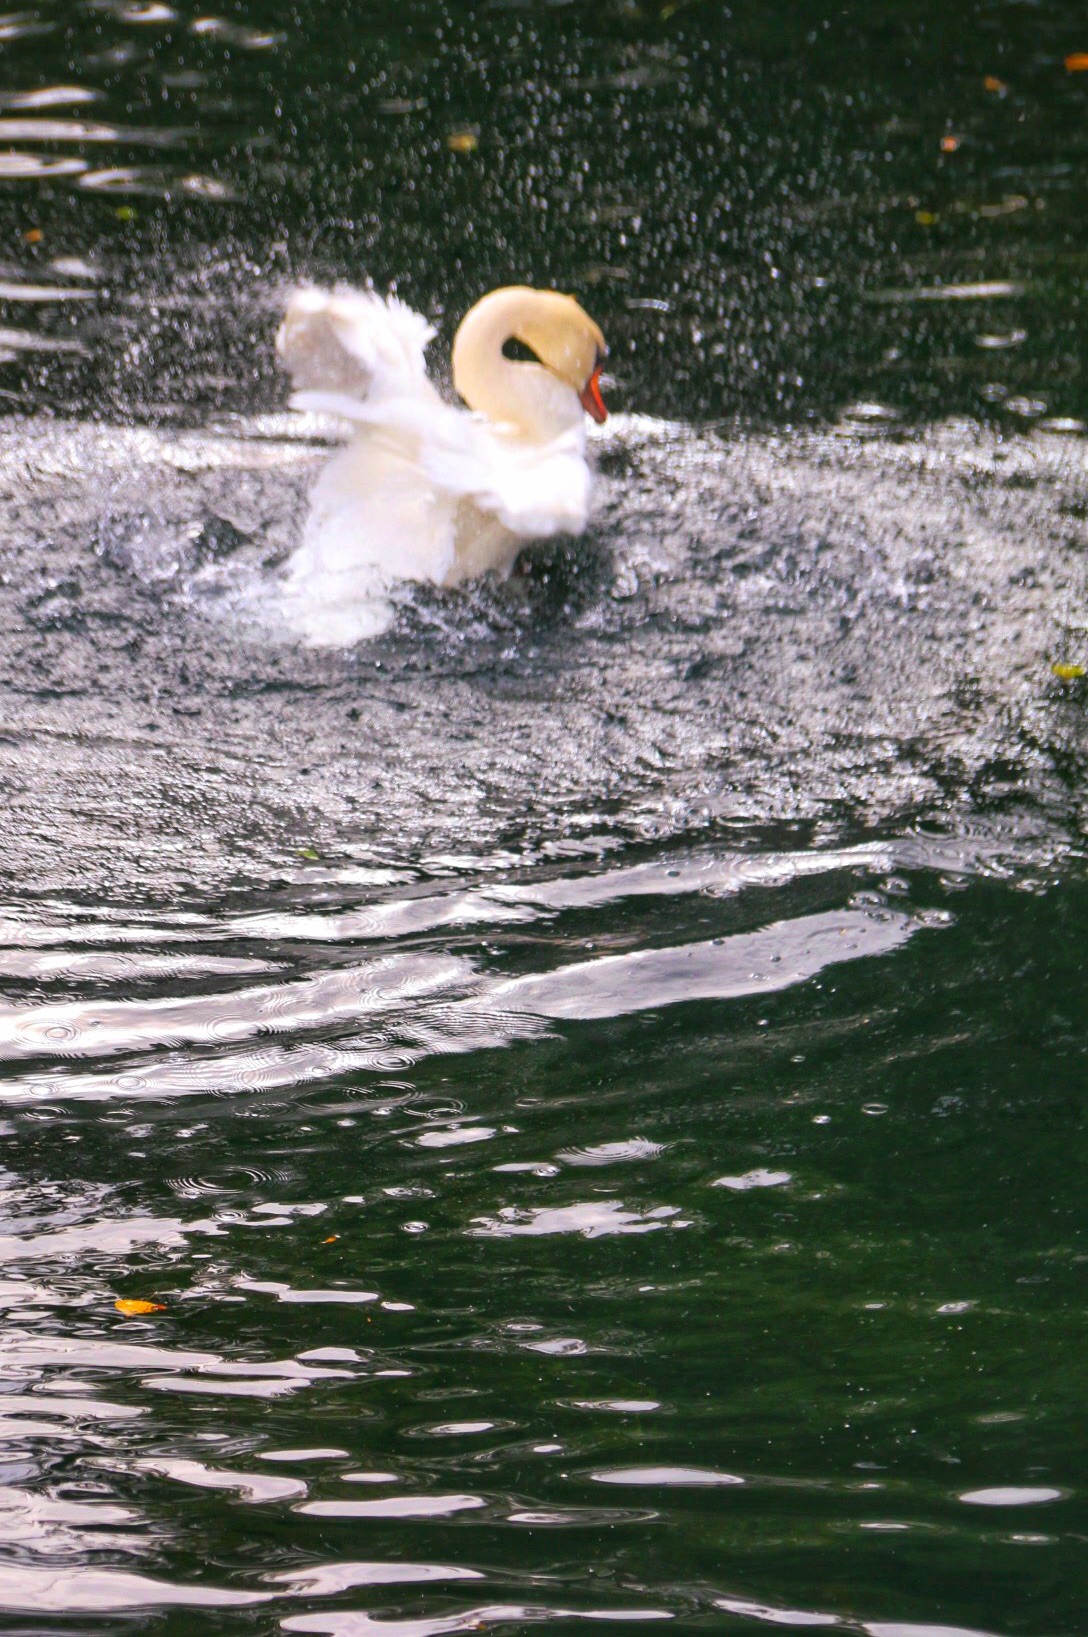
[0, 2, 1084, 1633]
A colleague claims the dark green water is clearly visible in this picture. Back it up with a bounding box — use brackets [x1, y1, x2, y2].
[0, 2, 1084, 1633]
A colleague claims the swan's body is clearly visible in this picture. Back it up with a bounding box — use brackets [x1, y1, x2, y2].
[275, 285, 607, 645]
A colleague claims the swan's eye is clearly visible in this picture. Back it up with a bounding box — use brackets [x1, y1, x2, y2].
[502, 337, 543, 364]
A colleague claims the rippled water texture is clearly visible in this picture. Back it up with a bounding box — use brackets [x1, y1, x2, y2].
[0, 1, 1084, 1634]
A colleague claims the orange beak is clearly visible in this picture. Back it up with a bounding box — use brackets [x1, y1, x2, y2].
[579, 364, 608, 424]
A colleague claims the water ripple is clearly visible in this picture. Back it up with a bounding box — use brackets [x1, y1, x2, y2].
[0, 117, 191, 145]
[269, 1562, 485, 1594]
[0, 151, 87, 176]
[0, 86, 100, 109]
[593, 1466, 746, 1487]
[469, 1202, 687, 1239]
[297, 1494, 486, 1520]
[0, 952, 470, 1061]
[282, 1606, 671, 1637]
[0, 1564, 267, 1611]
[487, 910, 919, 1022]
[133, 1455, 306, 1503]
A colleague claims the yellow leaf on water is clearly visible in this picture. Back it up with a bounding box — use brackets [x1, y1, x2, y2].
[115, 1298, 166, 1315]
[447, 129, 479, 154]
[915, 210, 938, 225]
[1051, 662, 1086, 680]
[1065, 53, 1088, 72]
[297, 847, 319, 860]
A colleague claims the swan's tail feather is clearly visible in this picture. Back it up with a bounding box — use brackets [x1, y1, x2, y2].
[276, 286, 436, 403]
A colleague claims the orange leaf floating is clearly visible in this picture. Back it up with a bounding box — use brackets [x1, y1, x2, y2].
[983, 75, 1007, 93]
[447, 130, 479, 154]
[1065, 53, 1088, 71]
[114, 1298, 166, 1316]
[940, 135, 961, 153]
[322, 1235, 339, 1244]
[23, 228, 42, 244]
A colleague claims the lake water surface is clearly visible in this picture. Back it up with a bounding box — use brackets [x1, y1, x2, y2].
[0, 3, 1084, 1633]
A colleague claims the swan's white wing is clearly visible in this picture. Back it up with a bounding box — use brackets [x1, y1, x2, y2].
[307, 392, 592, 539]
[276, 286, 438, 403]
[424, 424, 592, 538]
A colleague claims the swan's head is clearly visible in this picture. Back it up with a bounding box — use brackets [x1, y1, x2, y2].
[508, 289, 608, 424]
[453, 287, 608, 434]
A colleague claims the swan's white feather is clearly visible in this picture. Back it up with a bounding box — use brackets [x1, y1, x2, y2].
[277, 286, 437, 401]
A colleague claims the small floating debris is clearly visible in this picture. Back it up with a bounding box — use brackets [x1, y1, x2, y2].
[446, 128, 478, 153]
[114, 1298, 166, 1315]
[1051, 662, 1085, 680]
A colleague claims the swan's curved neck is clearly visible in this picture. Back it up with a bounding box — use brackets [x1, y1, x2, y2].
[452, 289, 583, 443]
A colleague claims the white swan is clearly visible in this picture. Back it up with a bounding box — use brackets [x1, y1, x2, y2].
[275, 284, 608, 646]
